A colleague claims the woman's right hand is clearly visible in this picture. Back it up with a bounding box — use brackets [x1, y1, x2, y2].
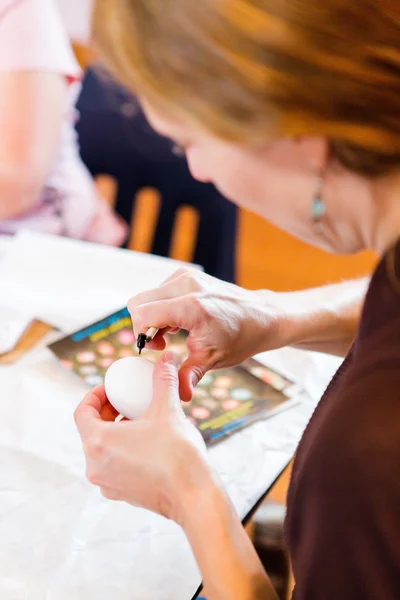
[128, 268, 290, 401]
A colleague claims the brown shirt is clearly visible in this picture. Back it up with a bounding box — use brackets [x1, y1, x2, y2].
[286, 243, 400, 600]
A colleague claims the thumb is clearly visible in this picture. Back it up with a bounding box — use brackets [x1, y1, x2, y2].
[147, 351, 183, 417]
[178, 356, 208, 402]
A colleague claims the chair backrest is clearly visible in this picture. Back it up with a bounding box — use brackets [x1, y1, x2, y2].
[96, 176, 200, 263]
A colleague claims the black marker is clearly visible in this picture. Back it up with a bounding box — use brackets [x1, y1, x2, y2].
[137, 327, 159, 355]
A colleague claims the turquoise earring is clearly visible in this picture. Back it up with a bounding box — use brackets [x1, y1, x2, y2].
[310, 177, 325, 234]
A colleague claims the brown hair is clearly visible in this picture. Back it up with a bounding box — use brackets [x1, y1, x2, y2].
[93, 0, 400, 176]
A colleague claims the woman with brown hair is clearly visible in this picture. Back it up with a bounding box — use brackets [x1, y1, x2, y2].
[74, 1, 400, 598]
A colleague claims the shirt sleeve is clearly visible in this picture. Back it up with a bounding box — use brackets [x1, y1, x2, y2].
[289, 368, 400, 600]
[0, 0, 81, 78]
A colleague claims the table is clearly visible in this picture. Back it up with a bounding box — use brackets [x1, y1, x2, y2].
[0, 232, 341, 600]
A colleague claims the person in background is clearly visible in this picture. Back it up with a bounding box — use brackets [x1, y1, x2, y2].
[0, 0, 126, 244]
[54, 0, 93, 46]
[74, 1, 400, 599]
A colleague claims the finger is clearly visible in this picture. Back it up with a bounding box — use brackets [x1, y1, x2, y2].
[178, 358, 208, 402]
[162, 266, 199, 287]
[169, 327, 180, 335]
[127, 268, 199, 314]
[100, 401, 120, 422]
[147, 351, 183, 417]
[141, 335, 167, 352]
[100, 487, 119, 501]
[160, 326, 181, 336]
[128, 281, 180, 314]
[74, 385, 108, 439]
[130, 296, 198, 339]
[138, 327, 182, 351]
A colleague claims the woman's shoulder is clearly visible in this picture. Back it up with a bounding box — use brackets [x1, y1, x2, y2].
[0, 0, 80, 79]
[355, 238, 400, 360]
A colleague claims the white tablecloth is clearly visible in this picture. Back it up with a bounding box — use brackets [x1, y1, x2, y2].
[0, 234, 13, 258]
[0, 232, 341, 600]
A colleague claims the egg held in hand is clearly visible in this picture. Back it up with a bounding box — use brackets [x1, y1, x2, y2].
[104, 356, 208, 457]
[104, 356, 155, 419]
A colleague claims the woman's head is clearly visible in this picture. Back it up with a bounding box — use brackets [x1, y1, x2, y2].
[93, 0, 400, 253]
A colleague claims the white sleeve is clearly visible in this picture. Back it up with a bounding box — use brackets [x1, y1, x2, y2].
[54, 0, 94, 44]
[0, 0, 81, 77]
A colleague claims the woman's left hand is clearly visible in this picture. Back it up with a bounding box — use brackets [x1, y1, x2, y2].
[74, 352, 209, 523]
[84, 198, 128, 247]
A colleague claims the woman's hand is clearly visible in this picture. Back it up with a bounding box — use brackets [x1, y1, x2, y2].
[74, 352, 210, 523]
[75, 351, 278, 600]
[85, 198, 128, 247]
[128, 268, 287, 400]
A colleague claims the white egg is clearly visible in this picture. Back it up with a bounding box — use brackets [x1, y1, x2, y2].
[104, 356, 155, 419]
[104, 356, 208, 457]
